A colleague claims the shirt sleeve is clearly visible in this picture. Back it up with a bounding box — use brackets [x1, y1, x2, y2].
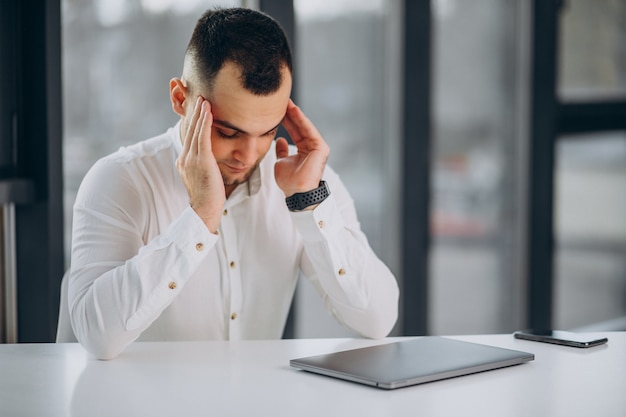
[290, 168, 399, 339]
[68, 158, 217, 359]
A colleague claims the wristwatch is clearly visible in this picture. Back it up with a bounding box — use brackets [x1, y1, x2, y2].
[285, 181, 330, 212]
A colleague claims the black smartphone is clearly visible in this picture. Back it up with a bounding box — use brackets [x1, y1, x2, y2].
[513, 329, 608, 348]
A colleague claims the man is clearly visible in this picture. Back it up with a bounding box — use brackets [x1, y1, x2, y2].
[69, 7, 399, 360]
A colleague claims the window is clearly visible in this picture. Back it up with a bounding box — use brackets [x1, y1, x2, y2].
[555, 132, 626, 329]
[430, 0, 529, 334]
[559, 0, 626, 101]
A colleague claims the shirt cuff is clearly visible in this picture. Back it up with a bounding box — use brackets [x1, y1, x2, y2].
[171, 206, 220, 251]
[289, 194, 342, 242]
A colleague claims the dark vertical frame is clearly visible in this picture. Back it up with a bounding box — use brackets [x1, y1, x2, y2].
[527, 0, 559, 330]
[0, 0, 18, 178]
[401, 0, 431, 336]
[258, 0, 298, 338]
[12, 0, 64, 342]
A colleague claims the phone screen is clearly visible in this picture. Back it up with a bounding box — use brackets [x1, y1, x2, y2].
[514, 329, 608, 348]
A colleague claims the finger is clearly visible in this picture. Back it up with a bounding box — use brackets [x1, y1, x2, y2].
[197, 100, 213, 156]
[189, 99, 206, 155]
[283, 100, 323, 145]
[280, 100, 301, 143]
[275, 137, 289, 159]
[182, 96, 203, 155]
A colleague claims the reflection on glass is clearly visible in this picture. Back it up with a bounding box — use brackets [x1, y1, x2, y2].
[62, 0, 240, 262]
[555, 132, 626, 329]
[430, 0, 526, 334]
[559, 0, 626, 101]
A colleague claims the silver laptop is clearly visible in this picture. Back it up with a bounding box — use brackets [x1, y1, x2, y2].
[290, 336, 534, 389]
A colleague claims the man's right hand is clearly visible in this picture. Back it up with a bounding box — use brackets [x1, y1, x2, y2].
[176, 97, 225, 234]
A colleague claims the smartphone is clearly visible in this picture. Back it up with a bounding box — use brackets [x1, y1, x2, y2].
[514, 329, 608, 348]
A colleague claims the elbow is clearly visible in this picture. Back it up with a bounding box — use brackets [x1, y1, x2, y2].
[362, 284, 400, 339]
[70, 304, 127, 360]
[73, 323, 126, 360]
[348, 296, 399, 340]
[359, 307, 398, 339]
[82, 339, 124, 360]
[69, 285, 137, 360]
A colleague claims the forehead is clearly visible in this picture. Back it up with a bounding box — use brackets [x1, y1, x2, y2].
[207, 62, 292, 135]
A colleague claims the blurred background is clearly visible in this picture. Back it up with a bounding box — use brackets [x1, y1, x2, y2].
[1, 0, 625, 342]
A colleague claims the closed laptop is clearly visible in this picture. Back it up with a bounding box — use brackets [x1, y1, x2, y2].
[290, 336, 534, 389]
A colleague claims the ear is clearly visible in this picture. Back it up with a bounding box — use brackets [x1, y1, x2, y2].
[169, 78, 188, 117]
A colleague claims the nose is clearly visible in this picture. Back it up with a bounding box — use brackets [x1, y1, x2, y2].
[233, 136, 257, 165]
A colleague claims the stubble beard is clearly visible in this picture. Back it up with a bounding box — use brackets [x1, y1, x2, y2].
[221, 161, 260, 188]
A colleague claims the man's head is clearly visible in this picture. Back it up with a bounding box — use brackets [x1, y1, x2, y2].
[170, 8, 293, 194]
[183, 7, 292, 96]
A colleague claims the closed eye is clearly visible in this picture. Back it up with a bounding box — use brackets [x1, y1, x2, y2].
[264, 128, 279, 137]
[216, 129, 240, 139]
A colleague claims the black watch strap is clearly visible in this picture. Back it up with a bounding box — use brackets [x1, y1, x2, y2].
[285, 181, 330, 212]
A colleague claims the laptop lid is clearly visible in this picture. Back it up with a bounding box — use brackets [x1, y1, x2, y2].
[290, 336, 534, 389]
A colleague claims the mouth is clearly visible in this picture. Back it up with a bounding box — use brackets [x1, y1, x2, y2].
[224, 163, 248, 174]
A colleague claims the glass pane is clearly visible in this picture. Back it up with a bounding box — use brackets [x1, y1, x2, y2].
[555, 132, 626, 330]
[293, 0, 402, 337]
[62, 0, 240, 262]
[559, 0, 626, 101]
[430, 0, 527, 334]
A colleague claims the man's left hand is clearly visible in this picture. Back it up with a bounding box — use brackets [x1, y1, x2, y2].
[274, 100, 330, 200]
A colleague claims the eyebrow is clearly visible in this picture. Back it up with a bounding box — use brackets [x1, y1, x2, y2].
[213, 118, 283, 136]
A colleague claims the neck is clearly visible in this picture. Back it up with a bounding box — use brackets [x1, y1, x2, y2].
[225, 185, 236, 199]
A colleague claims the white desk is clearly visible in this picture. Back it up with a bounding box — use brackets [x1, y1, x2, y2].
[0, 333, 624, 417]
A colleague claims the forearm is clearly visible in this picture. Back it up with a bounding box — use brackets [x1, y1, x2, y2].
[295, 194, 399, 339]
[305, 246, 399, 339]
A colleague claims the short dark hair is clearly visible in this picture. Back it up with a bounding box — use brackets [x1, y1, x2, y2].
[185, 8, 293, 96]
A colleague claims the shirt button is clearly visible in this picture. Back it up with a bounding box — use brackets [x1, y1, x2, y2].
[168, 281, 177, 290]
[230, 261, 236, 268]
[195, 243, 204, 251]
[231, 312, 238, 320]
[338, 268, 346, 276]
[318, 220, 325, 229]
[223, 209, 228, 216]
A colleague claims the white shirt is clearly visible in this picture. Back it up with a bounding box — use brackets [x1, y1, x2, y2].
[69, 123, 399, 359]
